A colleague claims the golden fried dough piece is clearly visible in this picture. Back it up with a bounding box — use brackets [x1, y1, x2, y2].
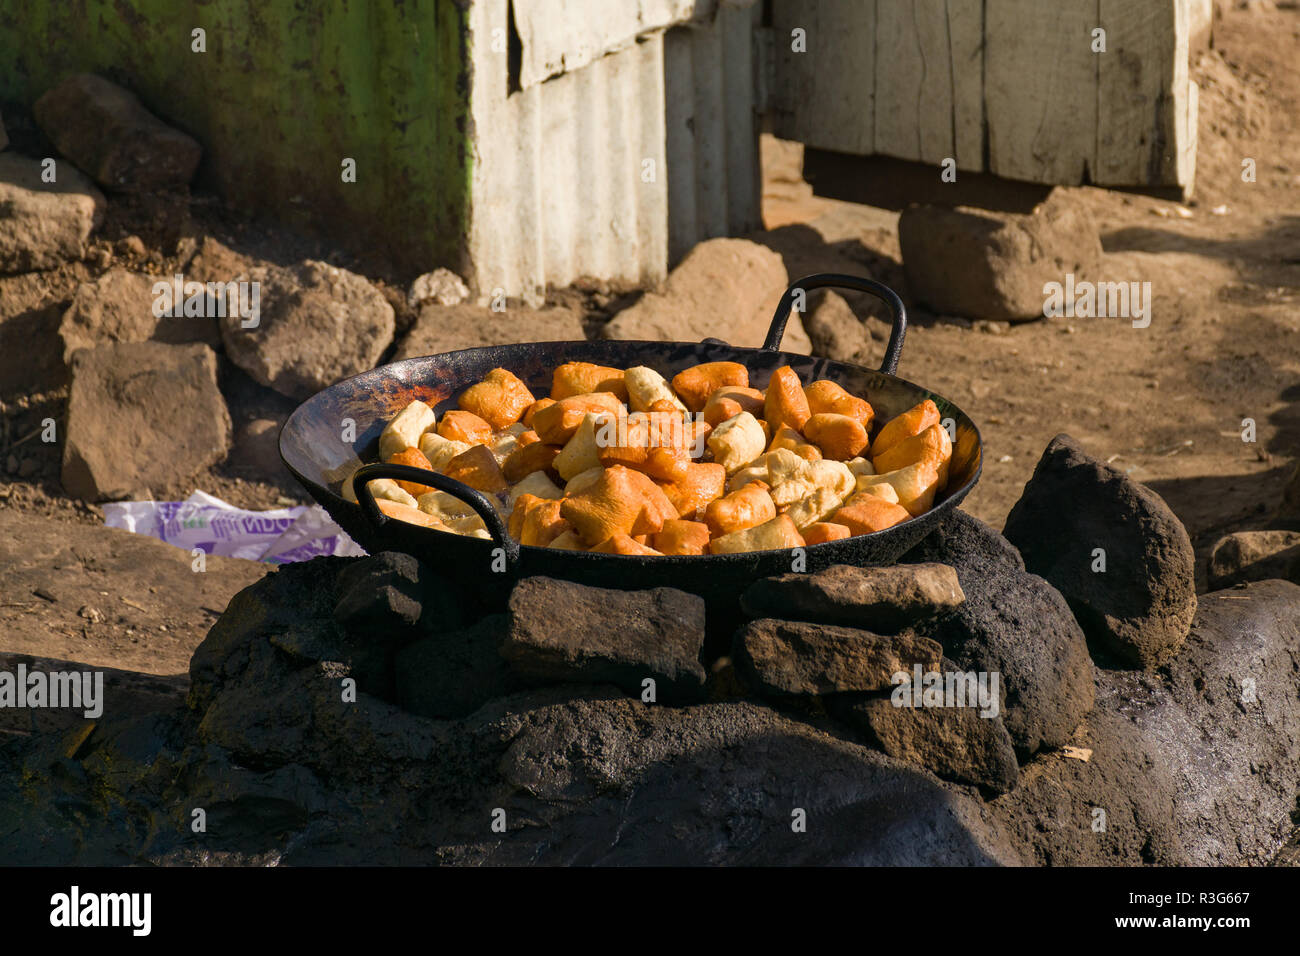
[531, 392, 624, 444]
[856, 460, 940, 517]
[590, 533, 664, 556]
[709, 514, 806, 554]
[852, 479, 900, 504]
[671, 362, 749, 412]
[802, 521, 851, 545]
[505, 470, 564, 511]
[550, 362, 629, 402]
[701, 386, 764, 427]
[871, 421, 953, 489]
[831, 493, 911, 535]
[386, 446, 438, 497]
[769, 425, 823, 462]
[804, 412, 870, 461]
[521, 398, 555, 427]
[438, 409, 493, 446]
[458, 368, 535, 429]
[509, 494, 570, 547]
[705, 482, 777, 536]
[869, 399, 940, 458]
[442, 443, 509, 495]
[561, 464, 679, 544]
[503, 439, 561, 483]
[764, 366, 811, 434]
[378, 400, 437, 461]
[651, 519, 712, 555]
[656, 462, 726, 521]
[548, 529, 584, 551]
[804, 380, 873, 429]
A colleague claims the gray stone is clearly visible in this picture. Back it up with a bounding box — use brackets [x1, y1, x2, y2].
[602, 237, 809, 351]
[733, 618, 942, 697]
[902, 509, 1096, 757]
[899, 192, 1103, 321]
[803, 289, 874, 364]
[0, 152, 105, 272]
[60, 342, 232, 501]
[58, 267, 219, 362]
[1003, 433, 1198, 669]
[1207, 530, 1300, 589]
[502, 577, 707, 701]
[740, 563, 964, 633]
[393, 302, 584, 360]
[395, 615, 515, 719]
[407, 268, 469, 309]
[833, 689, 1019, 794]
[33, 73, 201, 191]
[219, 259, 395, 400]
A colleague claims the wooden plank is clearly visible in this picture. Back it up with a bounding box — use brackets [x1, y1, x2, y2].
[873, 0, 953, 166]
[985, 0, 1097, 185]
[770, 0, 875, 156]
[947, 0, 986, 173]
[1096, 0, 1188, 188]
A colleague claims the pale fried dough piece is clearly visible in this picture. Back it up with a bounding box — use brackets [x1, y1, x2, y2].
[708, 514, 806, 554]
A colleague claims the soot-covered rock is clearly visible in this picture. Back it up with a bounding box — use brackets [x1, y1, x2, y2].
[332, 551, 465, 640]
[1003, 434, 1197, 668]
[901, 509, 1095, 756]
[733, 619, 942, 697]
[395, 614, 516, 719]
[831, 671, 1019, 795]
[502, 577, 707, 701]
[740, 563, 964, 633]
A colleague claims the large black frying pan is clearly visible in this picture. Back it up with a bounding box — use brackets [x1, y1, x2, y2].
[279, 274, 982, 612]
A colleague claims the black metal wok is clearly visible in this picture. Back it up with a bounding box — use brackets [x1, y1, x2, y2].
[279, 274, 982, 611]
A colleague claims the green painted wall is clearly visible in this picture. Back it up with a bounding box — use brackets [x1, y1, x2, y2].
[0, 0, 472, 274]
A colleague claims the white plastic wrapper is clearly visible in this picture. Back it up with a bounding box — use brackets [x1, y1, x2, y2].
[103, 490, 366, 563]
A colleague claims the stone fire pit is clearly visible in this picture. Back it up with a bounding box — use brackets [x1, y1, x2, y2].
[3, 434, 1299, 865]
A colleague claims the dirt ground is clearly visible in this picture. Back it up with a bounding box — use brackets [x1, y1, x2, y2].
[1, 3, 1298, 670]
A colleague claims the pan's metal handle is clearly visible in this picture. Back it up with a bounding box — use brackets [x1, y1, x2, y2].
[351, 462, 520, 565]
[762, 273, 907, 376]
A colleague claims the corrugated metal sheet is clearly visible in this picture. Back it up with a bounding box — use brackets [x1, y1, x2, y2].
[467, 0, 761, 301]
